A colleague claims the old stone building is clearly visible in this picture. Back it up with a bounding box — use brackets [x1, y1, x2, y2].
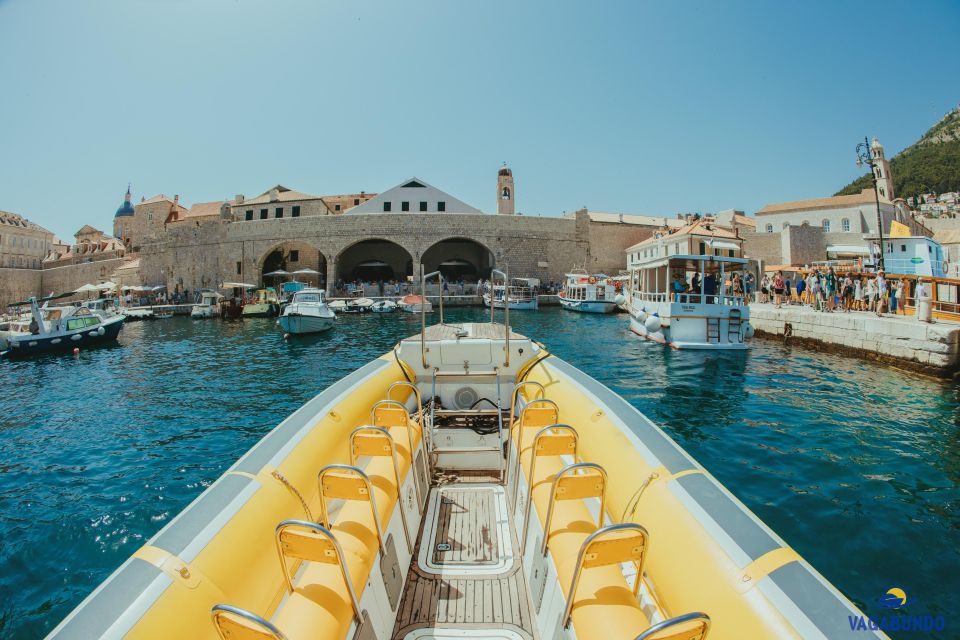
[0, 210, 54, 269]
[137, 169, 667, 295]
[114, 185, 188, 252]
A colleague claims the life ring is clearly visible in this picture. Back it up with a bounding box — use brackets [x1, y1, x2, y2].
[613, 280, 623, 291]
[588, 276, 597, 285]
[942, 260, 949, 275]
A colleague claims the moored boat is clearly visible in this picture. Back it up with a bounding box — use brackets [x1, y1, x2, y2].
[558, 270, 619, 313]
[398, 293, 432, 313]
[483, 276, 539, 310]
[243, 287, 281, 317]
[49, 272, 882, 640]
[2, 294, 125, 357]
[278, 288, 335, 334]
[371, 299, 397, 313]
[191, 290, 223, 319]
[622, 221, 753, 349]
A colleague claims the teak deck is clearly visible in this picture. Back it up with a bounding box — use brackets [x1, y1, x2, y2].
[392, 484, 533, 640]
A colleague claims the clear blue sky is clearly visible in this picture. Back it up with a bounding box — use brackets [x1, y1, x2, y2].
[1, 0, 957, 241]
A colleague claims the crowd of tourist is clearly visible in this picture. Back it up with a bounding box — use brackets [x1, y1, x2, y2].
[758, 268, 923, 316]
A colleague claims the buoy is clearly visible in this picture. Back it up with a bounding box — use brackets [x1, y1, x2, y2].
[283, 333, 290, 340]
[644, 314, 661, 333]
[72, 347, 80, 355]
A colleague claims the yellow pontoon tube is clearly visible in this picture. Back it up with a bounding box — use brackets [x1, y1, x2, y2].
[48, 321, 884, 640]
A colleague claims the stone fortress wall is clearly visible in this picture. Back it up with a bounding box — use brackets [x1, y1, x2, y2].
[139, 208, 655, 294]
[0, 268, 43, 308]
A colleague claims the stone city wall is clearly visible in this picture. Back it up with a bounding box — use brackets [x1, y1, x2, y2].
[39, 258, 126, 297]
[749, 304, 959, 377]
[0, 268, 42, 308]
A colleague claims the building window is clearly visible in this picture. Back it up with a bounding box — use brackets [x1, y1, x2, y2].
[147, 213, 153, 221]
[699, 241, 705, 255]
[292, 206, 300, 217]
[236, 261, 242, 275]
[290, 250, 299, 262]
[354, 198, 360, 206]
[275, 207, 283, 218]
[438, 201, 446, 212]
[822, 219, 830, 231]
[765, 223, 773, 233]
[383, 202, 391, 212]
[401, 201, 410, 212]
[419, 201, 428, 212]
[841, 218, 850, 232]
[335, 204, 341, 211]
[901, 244, 907, 252]
[729, 250, 735, 257]
[245, 210, 253, 221]
[260, 209, 268, 219]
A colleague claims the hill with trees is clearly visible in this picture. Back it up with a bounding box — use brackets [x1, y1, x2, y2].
[836, 105, 960, 200]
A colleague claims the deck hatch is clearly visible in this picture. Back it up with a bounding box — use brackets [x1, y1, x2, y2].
[418, 484, 513, 575]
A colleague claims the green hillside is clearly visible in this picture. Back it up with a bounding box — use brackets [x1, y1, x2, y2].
[836, 106, 960, 200]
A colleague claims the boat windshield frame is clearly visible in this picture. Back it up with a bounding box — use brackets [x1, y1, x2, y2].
[291, 291, 324, 304]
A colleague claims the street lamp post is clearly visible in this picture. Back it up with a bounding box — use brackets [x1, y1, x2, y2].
[856, 137, 886, 272]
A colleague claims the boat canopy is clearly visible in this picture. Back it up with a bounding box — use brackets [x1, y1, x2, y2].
[630, 254, 749, 271]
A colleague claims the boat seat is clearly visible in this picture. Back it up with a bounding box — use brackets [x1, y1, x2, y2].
[509, 398, 560, 508]
[560, 523, 653, 636]
[519, 424, 579, 549]
[517, 433, 655, 639]
[350, 426, 414, 552]
[634, 612, 711, 640]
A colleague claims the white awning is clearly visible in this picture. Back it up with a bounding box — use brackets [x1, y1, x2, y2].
[708, 240, 740, 250]
[826, 244, 870, 255]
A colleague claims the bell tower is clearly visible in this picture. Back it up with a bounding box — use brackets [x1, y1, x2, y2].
[497, 163, 515, 215]
[871, 137, 894, 200]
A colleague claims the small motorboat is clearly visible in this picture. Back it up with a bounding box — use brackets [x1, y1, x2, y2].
[2, 294, 125, 358]
[190, 290, 223, 319]
[328, 299, 348, 312]
[154, 308, 174, 319]
[371, 299, 397, 313]
[398, 293, 432, 313]
[558, 270, 619, 314]
[483, 277, 539, 310]
[278, 288, 335, 335]
[242, 288, 280, 318]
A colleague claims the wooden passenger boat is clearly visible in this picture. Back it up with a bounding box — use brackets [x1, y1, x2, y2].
[49, 272, 882, 639]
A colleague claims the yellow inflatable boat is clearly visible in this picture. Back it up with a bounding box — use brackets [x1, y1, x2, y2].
[49, 290, 884, 639]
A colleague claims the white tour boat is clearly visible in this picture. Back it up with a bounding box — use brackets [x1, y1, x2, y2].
[278, 288, 335, 334]
[483, 277, 539, 310]
[558, 271, 619, 313]
[622, 220, 753, 349]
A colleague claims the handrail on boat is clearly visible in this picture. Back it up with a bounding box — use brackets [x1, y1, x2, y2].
[273, 519, 364, 623]
[349, 426, 414, 552]
[386, 381, 431, 480]
[316, 464, 386, 556]
[420, 267, 443, 369]
[489, 267, 510, 367]
[211, 603, 289, 640]
[522, 424, 579, 550]
[634, 612, 712, 640]
[370, 400, 424, 507]
[542, 462, 607, 557]
[562, 522, 650, 630]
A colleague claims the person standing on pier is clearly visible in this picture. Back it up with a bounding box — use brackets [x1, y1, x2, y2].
[875, 272, 887, 316]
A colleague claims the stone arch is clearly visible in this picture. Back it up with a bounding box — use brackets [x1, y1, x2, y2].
[421, 237, 496, 282]
[334, 238, 416, 289]
[258, 241, 327, 289]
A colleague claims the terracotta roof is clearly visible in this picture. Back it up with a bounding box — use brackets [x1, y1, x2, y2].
[568, 211, 686, 227]
[626, 218, 740, 251]
[238, 185, 324, 206]
[733, 214, 756, 227]
[185, 201, 224, 218]
[138, 194, 182, 206]
[75, 224, 103, 236]
[756, 189, 890, 215]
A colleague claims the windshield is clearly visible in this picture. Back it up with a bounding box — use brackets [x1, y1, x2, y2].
[293, 292, 321, 303]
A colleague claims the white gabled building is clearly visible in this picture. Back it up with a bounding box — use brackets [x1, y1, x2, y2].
[347, 177, 482, 214]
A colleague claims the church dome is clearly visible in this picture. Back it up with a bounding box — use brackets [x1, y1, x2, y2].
[498, 166, 512, 177]
[115, 186, 135, 217]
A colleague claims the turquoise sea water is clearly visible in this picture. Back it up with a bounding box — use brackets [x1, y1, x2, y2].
[0, 308, 958, 638]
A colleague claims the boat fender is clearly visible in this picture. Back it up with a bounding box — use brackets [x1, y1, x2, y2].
[742, 322, 755, 339]
[644, 314, 661, 333]
[614, 294, 626, 306]
[98, 327, 106, 336]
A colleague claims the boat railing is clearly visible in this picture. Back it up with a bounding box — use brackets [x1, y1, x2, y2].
[632, 291, 748, 306]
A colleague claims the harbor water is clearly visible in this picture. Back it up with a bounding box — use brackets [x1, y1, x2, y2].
[0, 308, 958, 638]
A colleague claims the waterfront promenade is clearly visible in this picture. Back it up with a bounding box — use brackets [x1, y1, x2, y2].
[750, 302, 960, 377]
